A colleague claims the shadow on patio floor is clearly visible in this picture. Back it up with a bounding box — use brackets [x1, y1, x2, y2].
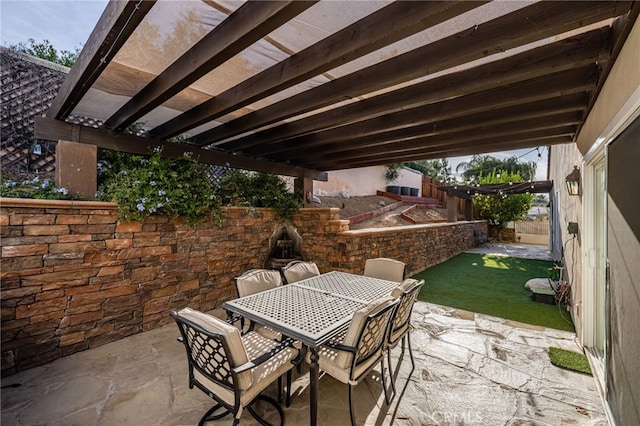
[1, 299, 605, 425]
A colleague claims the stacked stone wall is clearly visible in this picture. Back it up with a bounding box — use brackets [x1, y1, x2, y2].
[1, 198, 484, 376]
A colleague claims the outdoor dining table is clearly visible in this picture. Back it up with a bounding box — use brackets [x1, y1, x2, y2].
[222, 270, 399, 426]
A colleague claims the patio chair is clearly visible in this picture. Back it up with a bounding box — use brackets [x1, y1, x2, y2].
[171, 307, 299, 426]
[363, 257, 406, 282]
[281, 260, 320, 284]
[306, 295, 400, 426]
[234, 269, 283, 339]
[386, 278, 425, 398]
[474, 228, 494, 247]
[236, 269, 282, 297]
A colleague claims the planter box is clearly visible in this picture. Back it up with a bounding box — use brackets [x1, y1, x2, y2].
[386, 185, 401, 194]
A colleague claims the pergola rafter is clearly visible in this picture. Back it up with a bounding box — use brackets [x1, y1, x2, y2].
[35, 0, 638, 179]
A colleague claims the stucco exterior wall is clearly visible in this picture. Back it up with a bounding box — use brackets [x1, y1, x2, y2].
[606, 120, 640, 426]
[314, 166, 422, 197]
[552, 16, 640, 426]
[548, 143, 584, 336]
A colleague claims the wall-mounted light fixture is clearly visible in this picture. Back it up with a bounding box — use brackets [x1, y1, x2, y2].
[565, 166, 581, 196]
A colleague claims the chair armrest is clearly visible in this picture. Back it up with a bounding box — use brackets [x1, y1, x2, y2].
[324, 340, 357, 353]
[233, 337, 298, 374]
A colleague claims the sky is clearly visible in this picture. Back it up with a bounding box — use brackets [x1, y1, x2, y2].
[0, 0, 549, 181]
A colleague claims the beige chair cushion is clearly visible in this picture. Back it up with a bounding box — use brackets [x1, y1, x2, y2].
[388, 323, 410, 349]
[364, 258, 405, 282]
[236, 269, 282, 297]
[253, 323, 283, 341]
[194, 330, 298, 407]
[176, 307, 252, 391]
[282, 261, 320, 283]
[311, 295, 396, 382]
[391, 278, 419, 298]
[312, 343, 383, 385]
[179, 309, 298, 410]
[389, 279, 424, 346]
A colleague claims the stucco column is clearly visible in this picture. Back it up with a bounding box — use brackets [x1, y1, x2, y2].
[446, 193, 457, 222]
[294, 176, 314, 207]
[55, 140, 97, 199]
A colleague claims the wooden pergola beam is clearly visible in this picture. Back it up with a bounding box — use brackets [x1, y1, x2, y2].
[278, 108, 586, 162]
[256, 96, 582, 157]
[34, 117, 327, 180]
[46, 0, 156, 119]
[192, 1, 629, 147]
[104, 1, 317, 131]
[323, 134, 574, 171]
[219, 27, 610, 154]
[256, 66, 597, 165]
[148, 1, 486, 139]
[307, 114, 582, 166]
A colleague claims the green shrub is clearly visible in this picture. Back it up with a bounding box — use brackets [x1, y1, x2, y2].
[2, 147, 302, 225]
[473, 170, 532, 229]
[97, 147, 221, 226]
[215, 170, 302, 220]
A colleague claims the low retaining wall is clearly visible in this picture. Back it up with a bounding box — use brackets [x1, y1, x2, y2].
[1, 198, 484, 376]
[346, 201, 403, 225]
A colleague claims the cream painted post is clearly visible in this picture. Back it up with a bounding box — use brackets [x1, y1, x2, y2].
[55, 140, 97, 199]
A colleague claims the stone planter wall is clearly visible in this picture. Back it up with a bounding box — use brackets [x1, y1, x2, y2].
[1, 198, 484, 376]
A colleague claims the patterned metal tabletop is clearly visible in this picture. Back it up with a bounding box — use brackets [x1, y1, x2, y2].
[295, 271, 398, 303]
[223, 272, 399, 347]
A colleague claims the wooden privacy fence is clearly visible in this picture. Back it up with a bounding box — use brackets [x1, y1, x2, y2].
[421, 176, 467, 214]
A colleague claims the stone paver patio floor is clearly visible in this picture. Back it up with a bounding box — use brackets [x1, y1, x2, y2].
[1, 301, 605, 425]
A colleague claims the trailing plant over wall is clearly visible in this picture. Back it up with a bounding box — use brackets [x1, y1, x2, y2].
[97, 147, 221, 226]
[214, 170, 302, 220]
[0, 175, 79, 200]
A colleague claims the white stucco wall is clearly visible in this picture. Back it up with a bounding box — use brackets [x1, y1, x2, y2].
[549, 17, 640, 426]
[548, 143, 584, 335]
[314, 165, 422, 197]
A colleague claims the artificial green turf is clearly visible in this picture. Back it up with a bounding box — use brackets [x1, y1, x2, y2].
[548, 347, 592, 375]
[413, 253, 575, 332]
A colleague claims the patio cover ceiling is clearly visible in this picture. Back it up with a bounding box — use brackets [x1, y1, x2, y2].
[34, 0, 639, 180]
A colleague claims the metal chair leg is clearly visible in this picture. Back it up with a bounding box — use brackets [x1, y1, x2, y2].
[381, 358, 395, 405]
[348, 384, 356, 426]
[246, 394, 285, 426]
[407, 333, 416, 375]
[198, 403, 231, 426]
[387, 349, 397, 395]
[286, 369, 292, 407]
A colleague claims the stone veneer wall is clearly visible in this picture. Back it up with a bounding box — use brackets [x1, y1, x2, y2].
[1, 198, 484, 376]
